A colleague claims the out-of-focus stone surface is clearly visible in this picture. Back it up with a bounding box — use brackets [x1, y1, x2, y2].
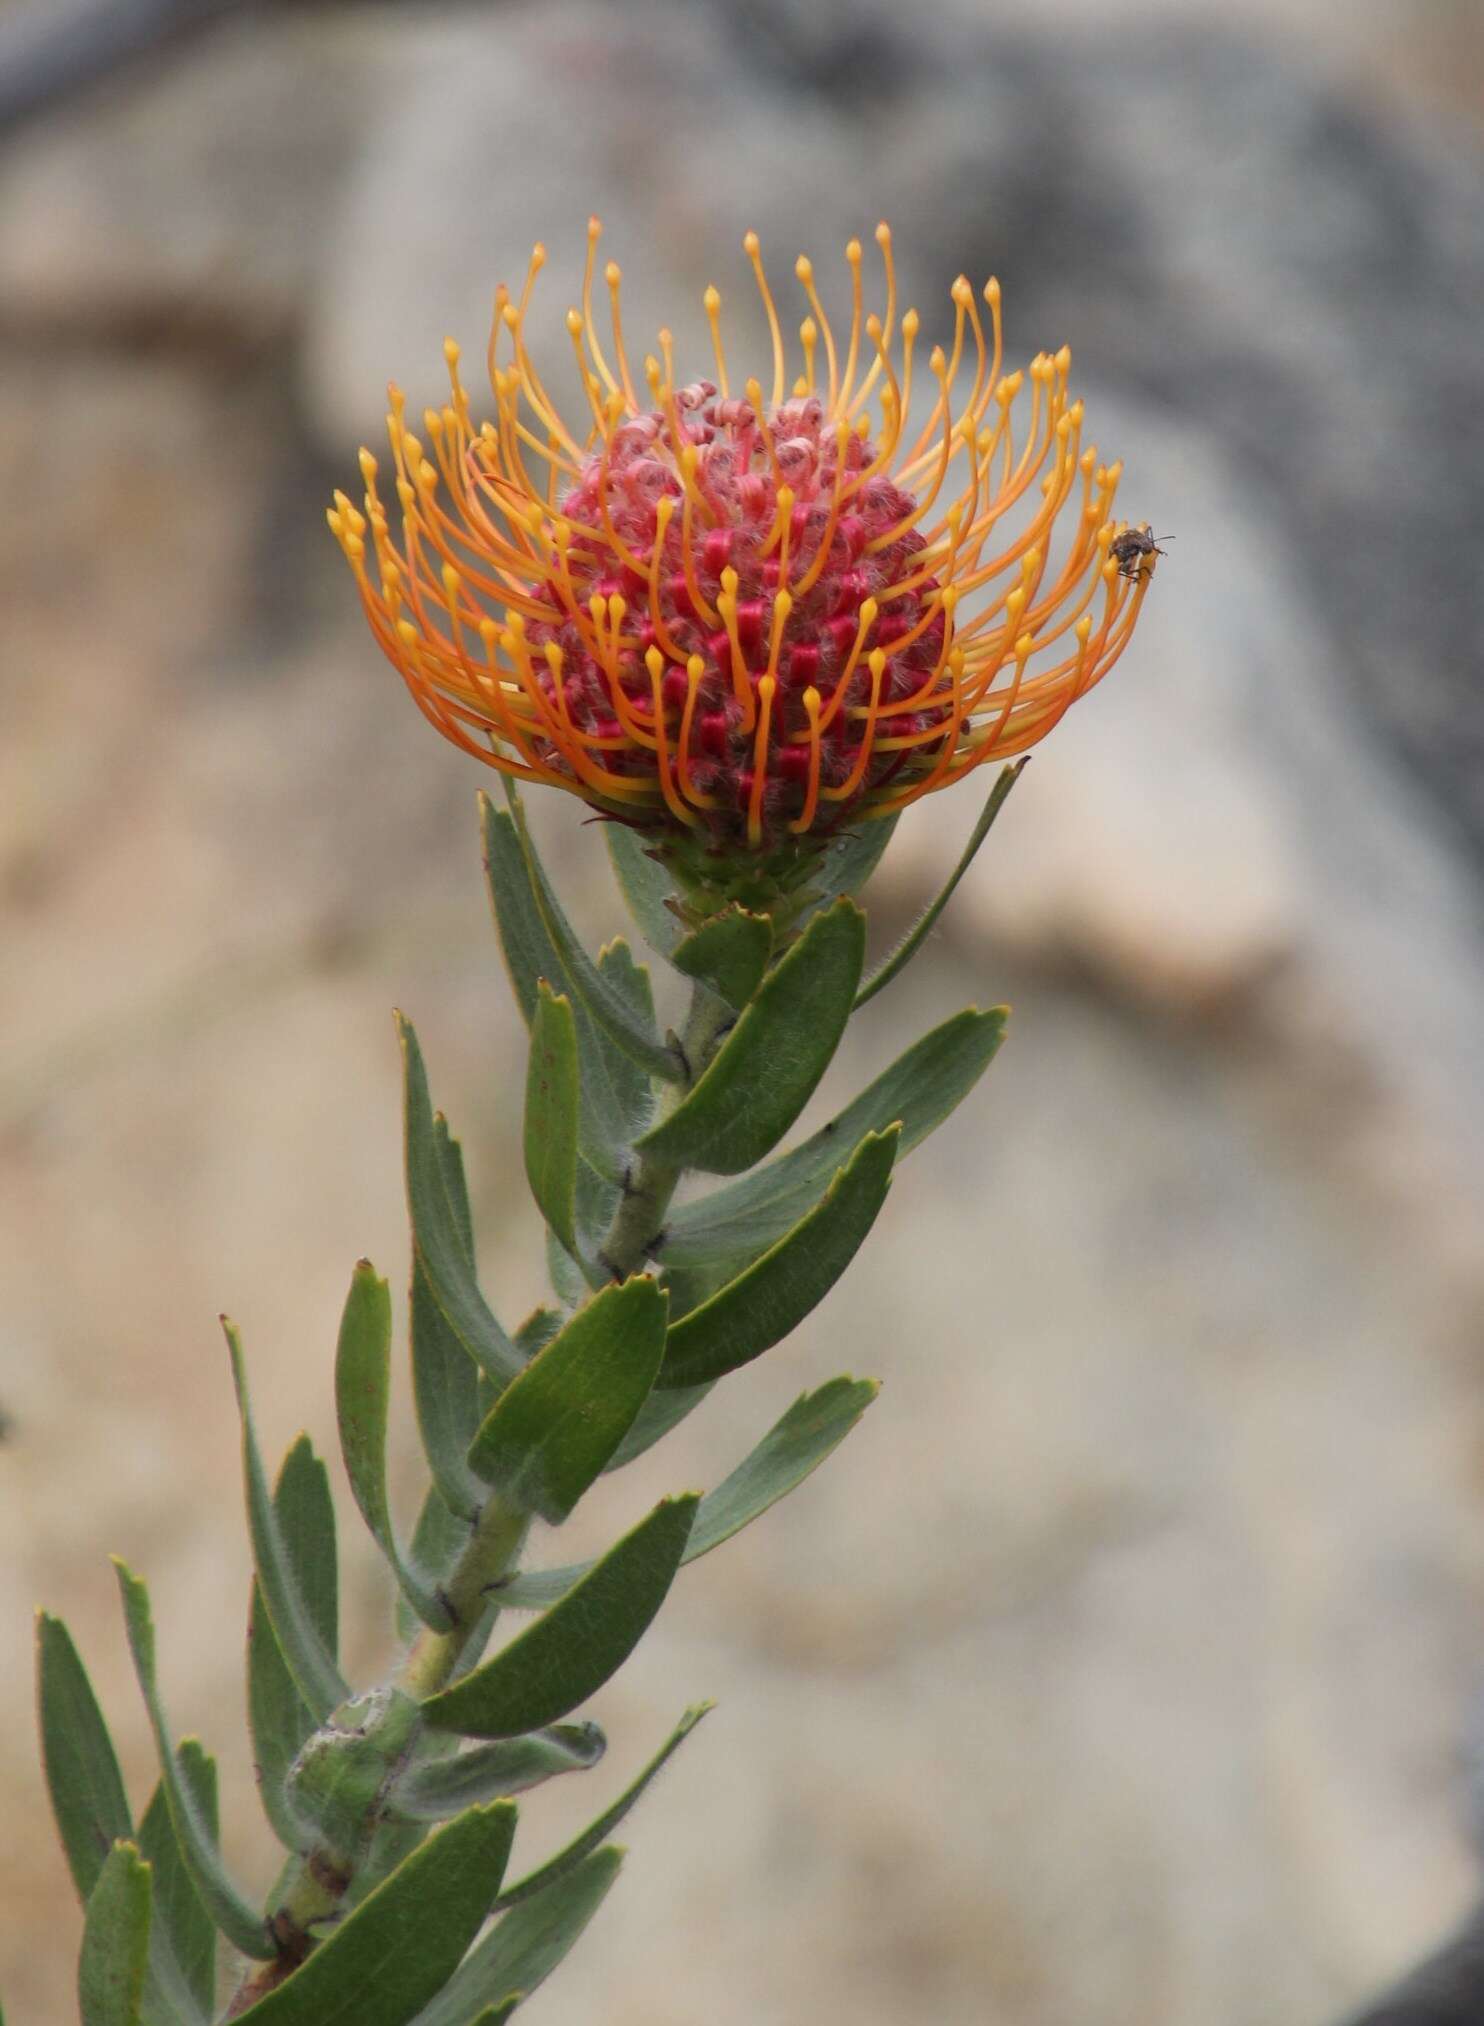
[3, 4, 1484, 2022]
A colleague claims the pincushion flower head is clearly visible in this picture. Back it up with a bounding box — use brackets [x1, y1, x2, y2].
[330, 220, 1156, 890]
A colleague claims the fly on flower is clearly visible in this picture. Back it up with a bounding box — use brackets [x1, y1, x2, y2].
[329, 220, 1154, 865]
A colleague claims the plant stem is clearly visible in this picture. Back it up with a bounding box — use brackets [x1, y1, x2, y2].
[228, 984, 729, 2015]
[599, 982, 730, 1281]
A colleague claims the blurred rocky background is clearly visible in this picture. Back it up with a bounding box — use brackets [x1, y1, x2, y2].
[3, 0, 1484, 2020]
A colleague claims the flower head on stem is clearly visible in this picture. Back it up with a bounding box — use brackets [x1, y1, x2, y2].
[330, 219, 1156, 877]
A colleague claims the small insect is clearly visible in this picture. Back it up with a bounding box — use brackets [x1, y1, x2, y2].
[1109, 524, 1172, 582]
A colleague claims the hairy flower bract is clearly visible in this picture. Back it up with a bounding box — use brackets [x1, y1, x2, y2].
[330, 220, 1156, 858]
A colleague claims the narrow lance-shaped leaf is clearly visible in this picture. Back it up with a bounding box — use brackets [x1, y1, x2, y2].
[523, 984, 580, 1259]
[247, 1438, 339, 1855]
[505, 785, 682, 1083]
[658, 1127, 898, 1389]
[36, 1612, 134, 1903]
[390, 1723, 605, 1822]
[409, 1849, 623, 2026]
[605, 820, 682, 957]
[466, 1276, 669, 1522]
[493, 1706, 709, 1910]
[490, 1376, 878, 1611]
[137, 1744, 217, 2025]
[274, 1433, 339, 1662]
[853, 761, 1025, 1010]
[670, 907, 773, 1012]
[603, 1376, 713, 1474]
[423, 1495, 698, 1740]
[224, 1321, 349, 1724]
[481, 795, 643, 1182]
[398, 1016, 522, 1388]
[662, 1004, 1007, 1268]
[636, 898, 867, 1176]
[336, 1259, 454, 1631]
[228, 1804, 518, 2026]
[79, 1841, 151, 2026]
[800, 809, 899, 917]
[113, 1560, 274, 1961]
[412, 1114, 488, 1519]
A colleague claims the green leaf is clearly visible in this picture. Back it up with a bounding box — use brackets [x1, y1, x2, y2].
[248, 1437, 340, 1852]
[433, 1113, 477, 1257]
[488, 1376, 877, 1611]
[247, 1582, 312, 1852]
[662, 1005, 1007, 1268]
[394, 1486, 472, 1648]
[658, 1127, 898, 1389]
[229, 1805, 518, 2026]
[854, 761, 1025, 1010]
[671, 907, 773, 1011]
[410, 1849, 623, 2026]
[602, 1378, 713, 1473]
[80, 1842, 151, 2026]
[466, 1277, 669, 1522]
[636, 899, 866, 1175]
[411, 1261, 485, 1524]
[336, 1260, 453, 1631]
[225, 1324, 349, 1725]
[494, 1707, 708, 1910]
[399, 1018, 522, 1391]
[138, 1746, 217, 2023]
[523, 985, 580, 1258]
[283, 1688, 421, 1865]
[390, 1724, 605, 1822]
[605, 821, 682, 956]
[274, 1434, 339, 1664]
[482, 797, 653, 1183]
[802, 810, 899, 914]
[113, 1560, 274, 1961]
[505, 786, 681, 1084]
[683, 1375, 878, 1560]
[423, 1496, 698, 1739]
[36, 1612, 133, 1902]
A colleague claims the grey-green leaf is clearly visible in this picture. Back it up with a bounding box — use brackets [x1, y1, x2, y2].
[247, 1580, 312, 1853]
[138, 1746, 216, 2024]
[662, 1004, 1007, 1268]
[493, 1706, 709, 1910]
[390, 1724, 605, 1822]
[801, 810, 899, 915]
[684, 1375, 878, 1561]
[248, 1437, 338, 1852]
[80, 1842, 151, 2026]
[399, 1017, 522, 1389]
[228, 1804, 518, 2026]
[658, 1127, 898, 1389]
[671, 907, 773, 1011]
[605, 820, 682, 956]
[36, 1612, 134, 1903]
[410, 1848, 623, 2026]
[273, 1434, 339, 1664]
[422, 1495, 698, 1739]
[636, 899, 866, 1175]
[523, 985, 580, 1257]
[466, 1276, 669, 1522]
[336, 1260, 453, 1630]
[504, 786, 681, 1083]
[113, 1560, 274, 1961]
[225, 1324, 349, 1725]
[485, 1375, 877, 1611]
[854, 761, 1025, 1009]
